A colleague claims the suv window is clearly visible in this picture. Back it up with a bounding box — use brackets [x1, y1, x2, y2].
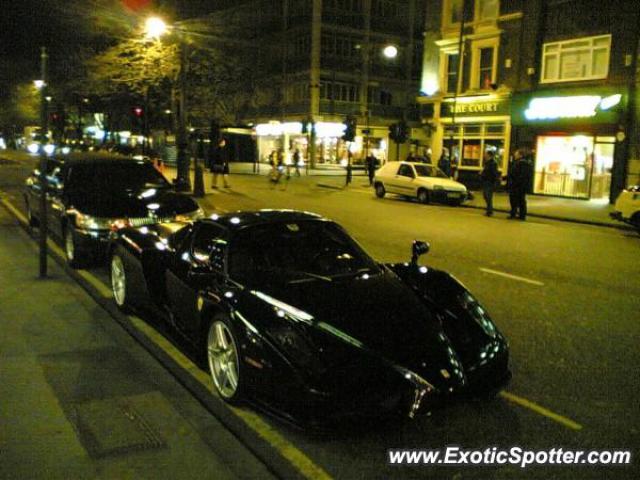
[191, 222, 228, 271]
[397, 164, 415, 178]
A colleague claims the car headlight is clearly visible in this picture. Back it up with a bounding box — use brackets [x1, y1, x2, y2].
[175, 207, 205, 223]
[73, 212, 129, 231]
[458, 291, 497, 337]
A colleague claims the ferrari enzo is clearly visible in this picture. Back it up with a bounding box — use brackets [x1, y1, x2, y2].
[109, 210, 510, 424]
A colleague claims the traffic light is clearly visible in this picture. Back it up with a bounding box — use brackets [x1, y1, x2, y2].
[133, 106, 143, 118]
[342, 115, 357, 142]
[389, 120, 409, 144]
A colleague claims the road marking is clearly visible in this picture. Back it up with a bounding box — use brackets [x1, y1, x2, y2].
[500, 391, 583, 431]
[1, 196, 331, 480]
[479, 267, 544, 286]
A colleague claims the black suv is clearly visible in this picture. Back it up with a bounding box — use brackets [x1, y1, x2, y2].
[25, 155, 203, 268]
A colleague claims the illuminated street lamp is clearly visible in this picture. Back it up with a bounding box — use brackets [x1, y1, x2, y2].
[142, 16, 193, 192]
[34, 79, 44, 89]
[145, 17, 168, 40]
[382, 45, 398, 59]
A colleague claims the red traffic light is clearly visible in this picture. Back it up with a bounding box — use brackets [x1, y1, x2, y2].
[133, 107, 143, 117]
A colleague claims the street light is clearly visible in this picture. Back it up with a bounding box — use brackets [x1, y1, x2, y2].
[383, 45, 398, 59]
[142, 16, 193, 193]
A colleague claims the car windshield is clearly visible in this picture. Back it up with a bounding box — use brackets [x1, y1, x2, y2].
[228, 220, 379, 284]
[414, 164, 449, 178]
[68, 161, 170, 191]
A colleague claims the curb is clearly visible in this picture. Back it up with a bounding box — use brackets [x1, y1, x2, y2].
[460, 203, 634, 231]
[0, 196, 328, 480]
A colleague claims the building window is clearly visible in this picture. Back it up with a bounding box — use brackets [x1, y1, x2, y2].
[478, 47, 495, 88]
[320, 81, 360, 102]
[445, 53, 460, 93]
[541, 35, 611, 83]
[444, 122, 506, 170]
[470, 39, 498, 89]
[476, 0, 499, 21]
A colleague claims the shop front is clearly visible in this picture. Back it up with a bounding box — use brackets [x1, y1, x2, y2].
[511, 88, 626, 201]
[435, 94, 511, 188]
[254, 121, 390, 167]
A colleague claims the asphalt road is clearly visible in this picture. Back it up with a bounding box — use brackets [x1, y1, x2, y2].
[1, 155, 638, 479]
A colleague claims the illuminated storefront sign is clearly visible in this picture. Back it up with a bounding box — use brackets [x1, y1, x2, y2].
[441, 96, 510, 117]
[512, 90, 624, 125]
[255, 121, 346, 138]
[524, 94, 622, 120]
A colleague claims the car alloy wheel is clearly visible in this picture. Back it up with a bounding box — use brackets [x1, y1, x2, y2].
[207, 319, 241, 401]
[418, 189, 430, 204]
[110, 254, 127, 309]
[375, 183, 386, 198]
[65, 228, 75, 263]
[26, 201, 38, 227]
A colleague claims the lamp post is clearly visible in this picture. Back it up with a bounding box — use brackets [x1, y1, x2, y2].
[37, 47, 48, 278]
[144, 17, 195, 193]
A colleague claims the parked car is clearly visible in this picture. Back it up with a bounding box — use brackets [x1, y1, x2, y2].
[611, 185, 640, 233]
[374, 161, 468, 205]
[24, 155, 203, 268]
[109, 210, 510, 425]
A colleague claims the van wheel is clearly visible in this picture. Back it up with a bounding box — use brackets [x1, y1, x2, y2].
[375, 183, 386, 198]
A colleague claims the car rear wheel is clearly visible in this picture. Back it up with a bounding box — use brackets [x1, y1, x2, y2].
[207, 317, 244, 404]
[110, 253, 130, 312]
[26, 200, 39, 227]
[417, 188, 430, 204]
[375, 183, 386, 198]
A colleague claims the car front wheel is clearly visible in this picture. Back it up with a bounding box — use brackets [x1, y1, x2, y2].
[207, 317, 244, 404]
[375, 183, 386, 198]
[64, 226, 91, 269]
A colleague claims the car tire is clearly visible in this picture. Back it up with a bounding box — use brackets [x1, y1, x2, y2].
[26, 199, 39, 228]
[64, 226, 89, 269]
[375, 183, 386, 198]
[110, 253, 131, 312]
[417, 188, 430, 204]
[631, 213, 640, 234]
[206, 315, 244, 404]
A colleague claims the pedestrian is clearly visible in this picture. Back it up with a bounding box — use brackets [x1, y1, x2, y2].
[438, 150, 451, 177]
[210, 138, 230, 189]
[507, 148, 532, 220]
[480, 149, 500, 217]
[406, 152, 415, 163]
[366, 154, 377, 186]
[293, 148, 301, 177]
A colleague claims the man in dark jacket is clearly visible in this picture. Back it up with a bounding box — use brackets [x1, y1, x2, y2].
[507, 149, 532, 220]
[480, 149, 500, 216]
[210, 138, 230, 188]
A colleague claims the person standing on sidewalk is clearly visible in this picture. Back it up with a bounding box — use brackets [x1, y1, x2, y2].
[210, 138, 230, 189]
[293, 148, 301, 177]
[507, 148, 532, 220]
[480, 149, 500, 217]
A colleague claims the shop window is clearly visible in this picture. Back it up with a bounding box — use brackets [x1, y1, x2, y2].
[541, 35, 611, 83]
[446, 123, 506, 171]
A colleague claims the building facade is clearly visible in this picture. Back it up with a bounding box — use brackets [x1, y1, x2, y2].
[418, 0, 640, 201]
[224, 0, 428, 166]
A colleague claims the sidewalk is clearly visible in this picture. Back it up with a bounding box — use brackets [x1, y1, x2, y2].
[0, 205, 273, 479]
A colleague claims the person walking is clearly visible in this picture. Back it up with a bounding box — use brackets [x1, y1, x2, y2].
[210, 138, 230, 189]
[507, 148, 532, 220]
[293, 148, 301, 177]
[480, 149, 500, 217]
[366, 154, 377, 186]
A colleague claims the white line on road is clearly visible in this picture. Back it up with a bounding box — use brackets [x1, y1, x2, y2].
[479, 267, 544, 286]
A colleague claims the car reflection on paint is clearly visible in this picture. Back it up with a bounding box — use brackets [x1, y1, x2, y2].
[109, 210, 510, 425]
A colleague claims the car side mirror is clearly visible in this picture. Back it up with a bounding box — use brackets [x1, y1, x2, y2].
[410, 240, 430, 265]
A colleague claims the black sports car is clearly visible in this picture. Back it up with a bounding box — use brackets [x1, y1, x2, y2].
[109, 210, 510, 424]
[24, 155, 203, 268]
